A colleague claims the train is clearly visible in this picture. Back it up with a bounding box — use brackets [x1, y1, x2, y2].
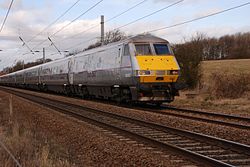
[0, 34, 180, 104]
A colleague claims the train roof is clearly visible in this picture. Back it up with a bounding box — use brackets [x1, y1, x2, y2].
[128, 34, 169, 43]
[0, 34, 169, 78]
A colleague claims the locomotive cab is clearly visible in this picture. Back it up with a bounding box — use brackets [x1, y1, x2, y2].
[129, 35, 180, 103]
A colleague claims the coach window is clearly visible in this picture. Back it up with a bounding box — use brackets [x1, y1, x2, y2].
[135, 44, 152, 55]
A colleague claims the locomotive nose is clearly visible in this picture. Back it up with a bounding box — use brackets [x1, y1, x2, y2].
[136, 55, 180, 83]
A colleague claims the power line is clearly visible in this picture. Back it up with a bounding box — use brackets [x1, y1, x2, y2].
[11, 0, 81, 59]
[0, 0, 14, 33]
[51, 0, 104, 37]
[64, 0, 182, 51]
[114, 0, 184, 30]
[147, 1, 250, 33]
[26, 0, 82, 43]
[106, 0, 149, 23]
[66, 1, 250, 52]
[32, 0, 104, 50]
[65, 37, 97, 50]
[59, 0, 158, 51]
[54, 0, 149, 42]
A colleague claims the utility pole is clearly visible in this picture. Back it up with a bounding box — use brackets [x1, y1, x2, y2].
[100, 15, 104, 45]
[43, 47, 45, 64]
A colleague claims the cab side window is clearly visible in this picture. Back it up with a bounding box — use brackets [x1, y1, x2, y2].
[123, 44, 130, 56]
[121, 44, 131, 67]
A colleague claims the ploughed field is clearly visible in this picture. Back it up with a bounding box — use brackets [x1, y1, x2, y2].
[1, 86, 250, 166]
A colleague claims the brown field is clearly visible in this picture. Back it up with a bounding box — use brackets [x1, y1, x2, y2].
[171, 59, 250, 116]
[201, 59, 250, 83]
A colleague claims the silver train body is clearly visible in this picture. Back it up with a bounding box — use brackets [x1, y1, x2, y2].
[0, 34, 180, 103]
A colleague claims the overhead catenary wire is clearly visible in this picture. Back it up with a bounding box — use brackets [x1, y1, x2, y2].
[114, 0, 184, 30]
[31, 0, 150, 56]
[53, 0, 149, 42]
[106, 0, 149, 23]
[65, 37, 98, 50]
[32, 0, 104, 50]
[10, 0, 81, 59]
[64, 0, 181, 51]
[12, 1, 250, 64]
[51, 0, 104, 37]
[0, 0, 14, 33]
[146, 1, 250, 33]
[63, 0, 184, 49]
[26, 0, 82, 43]
[66, 1, 250, 52]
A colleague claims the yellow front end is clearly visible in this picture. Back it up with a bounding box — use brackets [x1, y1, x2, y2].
[136, 55, 180, 83]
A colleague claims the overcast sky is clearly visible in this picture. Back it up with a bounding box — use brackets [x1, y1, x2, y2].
[0, 0, 249, 70]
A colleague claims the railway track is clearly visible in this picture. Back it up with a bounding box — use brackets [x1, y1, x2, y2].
[2, 86, 249, 130]
[2, 87, 250, 167]
[126, 104, 250, 130]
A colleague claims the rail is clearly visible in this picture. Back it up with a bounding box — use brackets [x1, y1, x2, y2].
[1, 87, 250, 167]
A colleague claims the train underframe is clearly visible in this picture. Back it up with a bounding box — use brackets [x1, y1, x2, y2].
[1, 82, 178, 104]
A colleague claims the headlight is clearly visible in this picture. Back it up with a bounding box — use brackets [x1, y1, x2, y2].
[137, 70, 153, 76]
[170, 70, 179, 75]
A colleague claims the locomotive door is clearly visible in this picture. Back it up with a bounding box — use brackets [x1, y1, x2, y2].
[116, 45, 123, 83]
[38, 66, 41, 84]
[68, 58, 74, 85]
[120, 43, 133, 85]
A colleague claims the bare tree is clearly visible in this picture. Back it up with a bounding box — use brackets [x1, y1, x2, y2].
[103, 29, 127, 45]
[173, 33, 205, 89]
[86, 29, 127, 50]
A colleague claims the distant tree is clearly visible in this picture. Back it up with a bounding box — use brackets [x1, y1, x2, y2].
[1, 58, 52, 74]
[230, 33, 250, 59]
[204, 32, 250, 60]
[65, 49, 81, 57]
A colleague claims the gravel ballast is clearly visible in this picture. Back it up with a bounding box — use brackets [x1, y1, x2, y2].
[0, 89, 201, 167]
[11, 88, 249, 146]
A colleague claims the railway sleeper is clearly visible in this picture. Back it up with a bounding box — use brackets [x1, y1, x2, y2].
[175, 142, 202, 147]
[183, 145, 213, 151]
[196, 149, 226, 155]
[208, 153, 246, 159]
[223, 159, 250, 165]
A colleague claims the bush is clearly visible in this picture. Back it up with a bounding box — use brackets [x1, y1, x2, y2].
[210, 73, 249, 99]
[173, 33, 204, 89]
